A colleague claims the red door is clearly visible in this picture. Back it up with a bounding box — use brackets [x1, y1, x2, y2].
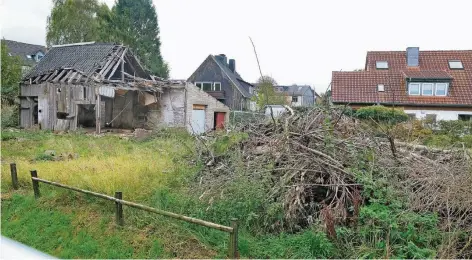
[215, 112, 226, 129]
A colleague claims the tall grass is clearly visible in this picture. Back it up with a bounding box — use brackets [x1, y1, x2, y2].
[1, 129, 195, 201]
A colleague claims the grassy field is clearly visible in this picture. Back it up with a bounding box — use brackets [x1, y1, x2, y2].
[2, 126, 455, 258]
[1, 129, 220, 258]
[1, 129, 334, 258]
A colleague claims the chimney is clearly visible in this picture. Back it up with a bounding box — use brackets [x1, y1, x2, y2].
[217, 54, 227, 65]
[406, 47, 419, 67]
[228, 59, 236, 73]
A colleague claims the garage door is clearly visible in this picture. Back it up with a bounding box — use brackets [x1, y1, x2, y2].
[191, 105, 206, 134]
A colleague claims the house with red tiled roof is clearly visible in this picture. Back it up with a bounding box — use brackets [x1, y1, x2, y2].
[331, 47, 472, 121]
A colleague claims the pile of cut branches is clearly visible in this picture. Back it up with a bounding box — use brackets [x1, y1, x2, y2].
[194, 106, 471, 256]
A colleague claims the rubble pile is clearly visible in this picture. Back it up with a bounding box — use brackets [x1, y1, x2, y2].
[196, 107, 471, 243]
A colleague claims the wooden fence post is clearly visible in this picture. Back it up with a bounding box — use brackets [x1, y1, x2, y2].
[10, 163, 18, 190]
[31, 170, 40, 198]
[115, 191, 124, 226]
[228, 218, 239, 258]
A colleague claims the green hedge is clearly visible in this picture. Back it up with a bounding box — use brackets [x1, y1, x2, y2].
[355, 105, 408, 124]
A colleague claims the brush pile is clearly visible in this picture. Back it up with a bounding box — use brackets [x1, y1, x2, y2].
[195, 106, 471, 256]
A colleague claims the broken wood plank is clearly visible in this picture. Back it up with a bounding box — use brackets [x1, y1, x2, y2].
[101, 47, 125, 79]
[107, 48, 128, 80]
[60, 70, 74, 83]
[46, 70, 58, 81]
[67, 72, 78, 83]
[52, 70, 68, 82]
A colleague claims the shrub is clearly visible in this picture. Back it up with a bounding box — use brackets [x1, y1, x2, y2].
[355, 106, 408, 124]
[1, 104, 18, 128]
[392, 120, 433, 142]
[437, 120, 472, 137]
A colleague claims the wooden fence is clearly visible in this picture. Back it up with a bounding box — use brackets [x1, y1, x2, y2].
[9, 163, 239, 258]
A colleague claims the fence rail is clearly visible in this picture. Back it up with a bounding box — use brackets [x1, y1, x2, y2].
[7, 164, 239, 258]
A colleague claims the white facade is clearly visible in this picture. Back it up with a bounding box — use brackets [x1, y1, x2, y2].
[404, 109, 472, 121]
[290, 96, 303, 107]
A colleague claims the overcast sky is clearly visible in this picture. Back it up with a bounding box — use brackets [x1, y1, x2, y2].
[1, 0, 471, 93]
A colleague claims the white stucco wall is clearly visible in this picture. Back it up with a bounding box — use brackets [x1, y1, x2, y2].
[290, 96, 303, 107]
[404, 109, 472, 121]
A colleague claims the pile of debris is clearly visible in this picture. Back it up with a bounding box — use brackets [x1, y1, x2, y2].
[195, 106, 471, 254]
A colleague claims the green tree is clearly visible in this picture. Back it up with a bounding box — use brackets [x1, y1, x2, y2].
[252, 75, 287, 110]
[1, 42, 22, 105]
[112, 0, 169, 78]
[46, 0, 106, 46]
[1, 41, 22, 127]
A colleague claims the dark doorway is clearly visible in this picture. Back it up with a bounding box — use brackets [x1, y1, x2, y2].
[33, 104, 38, 125]
[77, 104, 96, 127]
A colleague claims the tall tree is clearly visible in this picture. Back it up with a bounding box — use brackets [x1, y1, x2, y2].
[112, 0, 169, 78]
[46, 0, 104, 46]
[253, 75, 287, 109]
[1, 42, 22, 105]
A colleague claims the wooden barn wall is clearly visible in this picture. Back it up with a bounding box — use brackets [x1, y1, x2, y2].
[20, 83, 98, 130]
[111, 91, 136, 129]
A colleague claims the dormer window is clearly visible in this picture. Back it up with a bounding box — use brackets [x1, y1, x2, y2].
[377, 84, 385, 92]
[448, 60, 463, 69]
[408, 83, 420, 95]
[435, 83, 448, 96]
[376, 61, 388, 69]
[421, 83, 433, 96]
[408, 82, 449, 96]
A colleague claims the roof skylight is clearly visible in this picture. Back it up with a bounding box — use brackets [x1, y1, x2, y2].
[376, 61, 388, 69]
[448, 60, 464, 69]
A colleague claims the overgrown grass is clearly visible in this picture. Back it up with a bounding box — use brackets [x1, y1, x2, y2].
[1, 127, 453, 258]
[1, 129, 218, 258]
[1, 129, 194, 200]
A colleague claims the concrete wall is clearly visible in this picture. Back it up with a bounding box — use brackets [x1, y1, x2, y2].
[403, 109, 472, 121]
[152, 87, 186, 128]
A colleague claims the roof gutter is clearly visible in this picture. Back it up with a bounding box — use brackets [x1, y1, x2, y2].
[334, 101, 472, 108]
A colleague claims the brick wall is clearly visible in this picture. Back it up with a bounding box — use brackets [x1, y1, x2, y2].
[185, 83, 230, 132]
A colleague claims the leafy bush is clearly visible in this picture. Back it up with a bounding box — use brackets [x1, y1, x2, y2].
[1, 104, 19, 128]
[211, 132, 248, 155]
[437, 120, 472, 137]
[392, 120, 433, 142]
[355, 105, 408, 124]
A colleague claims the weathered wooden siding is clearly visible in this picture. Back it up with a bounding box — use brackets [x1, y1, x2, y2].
[20, 83, 98, 130]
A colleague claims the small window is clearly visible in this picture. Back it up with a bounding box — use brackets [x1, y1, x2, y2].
[202, 82, 212, 91]
[435, 83, 448, 96]
[422, 83, 433, 96]
[377, 84, 385, 92]
[195, 82, 202, 89]
[448, 60, 463, 69]
[376, 61, 389, 69]
[408, 83, 420, 95]
[292, 96, 298, 102]
[213, 82, 221, 91]
[458, 114, 472, 121]
[407, 113, 416, 120]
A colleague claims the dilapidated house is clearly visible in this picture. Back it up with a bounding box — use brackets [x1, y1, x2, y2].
[20, 42, 229, 134]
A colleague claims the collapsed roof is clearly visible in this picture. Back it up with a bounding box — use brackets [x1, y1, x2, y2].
[22, 42, 177, 92]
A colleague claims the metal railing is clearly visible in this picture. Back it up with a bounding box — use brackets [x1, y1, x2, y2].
[8, 163, 239, 258]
